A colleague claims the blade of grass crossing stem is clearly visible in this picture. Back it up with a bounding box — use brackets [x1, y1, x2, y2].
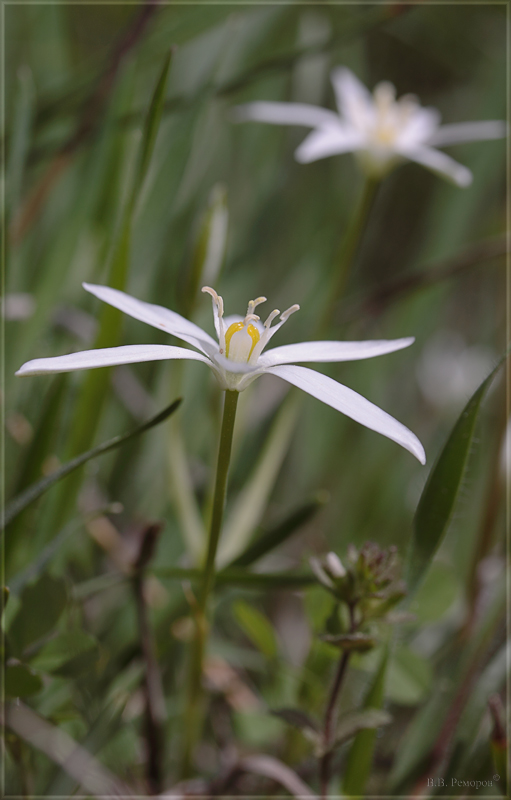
[43, 53, 172, 528]
[406, 354, 507, 596]
[228, 491, 328, 569]
[217, 392, 300, 567]
[342, 646, 389, 797]
[3, 399, 181, 530]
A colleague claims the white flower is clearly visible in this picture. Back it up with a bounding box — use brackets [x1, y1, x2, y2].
[234, 67, 506, 186]
[16, 282, 425, 463]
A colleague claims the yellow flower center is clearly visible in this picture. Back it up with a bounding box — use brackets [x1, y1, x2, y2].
[225, 321, 260, 362]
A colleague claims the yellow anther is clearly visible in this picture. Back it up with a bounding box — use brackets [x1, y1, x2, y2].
[225, 321, 260, 360]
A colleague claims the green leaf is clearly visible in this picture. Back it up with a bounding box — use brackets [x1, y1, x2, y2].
[131, 51, 172, 201]
[406, 356, 506, 595]
[232, 600, 278, 659]
[343, 646, 389, 797]
[410, 561, 460, 623]
[184, 183, 228, 314]
[333, 709, 392, 751]
[8, 574, 67, 656]
[5, 662, 43, 697]
[3, 398, 181, 529]
[31, 630, 100, 677]
[321, 633, 376, 652]
[387, 646, 433, 706]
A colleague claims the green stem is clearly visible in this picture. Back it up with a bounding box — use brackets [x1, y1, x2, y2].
[321, 176, 379, 335]
[180, 389, 239, 778]
[199, 389, 239, 609]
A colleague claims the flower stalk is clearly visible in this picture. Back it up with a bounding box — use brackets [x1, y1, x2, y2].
[321, 176, 379, 334]
[180, 389, 239, 778]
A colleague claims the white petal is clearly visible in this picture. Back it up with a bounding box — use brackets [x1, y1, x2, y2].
[396, 145, 472, 187]
[259, 338, 415, 368]
[83, 283, 217, 355]
[16, 344, 210, 376]
[232, 101, 340, 129]
[294, 126, 363, 163]
[267, 364, 426, 464]
[330, 66, 373, 125]
[398, 107, 441, 147]
[427, 120, 507, 148]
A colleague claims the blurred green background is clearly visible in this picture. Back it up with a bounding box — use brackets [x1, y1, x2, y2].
[3, 2, 507, 796]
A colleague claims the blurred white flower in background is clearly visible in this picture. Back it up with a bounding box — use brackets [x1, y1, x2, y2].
[16, 282, 425, 463]
[234, 66, 506, 186]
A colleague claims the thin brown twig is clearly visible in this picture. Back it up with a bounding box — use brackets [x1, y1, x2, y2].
[338, 235, 507, 325]
[10, 0, 160, 243]
[319, 603, 357, 799]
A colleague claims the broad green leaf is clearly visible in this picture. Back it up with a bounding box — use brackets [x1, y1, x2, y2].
[407, 356, 506, 595]
[3, 398, 181, 529]
[343, 646, 389, 797]
[8, 574, 67, 656]
[5, 662, 43, 697]
[228, 491, 328, 570]
[233, 600, 278, 659]
[31, 630, 100, 678]
[410, 561, 460, 623]
[386, 646, 433, 706]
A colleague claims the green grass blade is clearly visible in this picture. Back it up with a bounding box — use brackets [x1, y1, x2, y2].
[3, 399, 181, 529]
[228, 491, 328, 569]
[406, 354, 507, 595]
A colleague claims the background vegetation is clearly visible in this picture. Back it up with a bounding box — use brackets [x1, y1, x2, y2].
[3, 1, 507, 797]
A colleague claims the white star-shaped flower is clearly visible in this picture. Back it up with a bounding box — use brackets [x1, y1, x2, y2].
[234, 67, 506, 186]
[16, 283, 425, 463]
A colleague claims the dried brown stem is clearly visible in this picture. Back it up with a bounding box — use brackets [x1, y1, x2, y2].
[132, 522, 166, 795]
[339, 236, 507, 325]
[319, 603, 356, 799]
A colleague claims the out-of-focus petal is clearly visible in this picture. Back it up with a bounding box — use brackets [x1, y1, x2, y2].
[397, 145, 473, 187]
[232, 100, 340, 129]
[259, 338, 415, 367]
[398, 107, 442, 147]
[267, 364, 426, 464]
[330, 66, 374, 125]
[16, 344, 210, 376]
[83, 283, 217, 355]
[427, 120, 507, 147]
[294, 126, 363, 163]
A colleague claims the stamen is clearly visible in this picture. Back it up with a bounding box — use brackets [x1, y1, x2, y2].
[263, 309, 280, 328]
[280, 304, 300, 322]
[247, 296, 267, 316]
[243, 313, 260, 325]
[202, 285, 225, 350]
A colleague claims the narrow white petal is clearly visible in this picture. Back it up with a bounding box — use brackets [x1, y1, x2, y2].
[330, 66, 373, 124]
[398, 107, 442, 147]
[83, 283, 217, 355]
[259, 338, 415, 367]
[16, 344, 210, 376]
[267, 364, 426, 464]
[397, 145, 473, 187]
[294, 126, 363, 163]
[232, 101, 340, 129]
[427, 120, 507, 147]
